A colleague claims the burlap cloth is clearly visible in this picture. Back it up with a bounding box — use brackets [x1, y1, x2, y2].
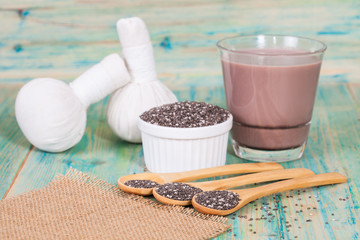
[0, 168, 230, 239]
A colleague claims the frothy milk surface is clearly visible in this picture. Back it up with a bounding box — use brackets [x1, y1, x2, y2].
[221, 48, 322, 150]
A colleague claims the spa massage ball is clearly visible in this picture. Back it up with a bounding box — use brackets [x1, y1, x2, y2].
[15, 54, 130, 152]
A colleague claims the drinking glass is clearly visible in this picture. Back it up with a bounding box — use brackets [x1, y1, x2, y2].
[217, 35, 326, 162]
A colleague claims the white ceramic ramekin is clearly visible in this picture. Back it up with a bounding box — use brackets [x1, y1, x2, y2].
[138, 114, 233, 173]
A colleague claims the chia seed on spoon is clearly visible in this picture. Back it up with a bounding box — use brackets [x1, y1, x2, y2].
[195, 190, 240, 210]
[124, 179, 159, 189]
[140, 101, 230, 128]
[155, 182, 203, 201]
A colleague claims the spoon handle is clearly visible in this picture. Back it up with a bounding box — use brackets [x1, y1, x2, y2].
[196, 168, 314, 190]
[161, 162, 283, 182]
[240, 173, 347, 203]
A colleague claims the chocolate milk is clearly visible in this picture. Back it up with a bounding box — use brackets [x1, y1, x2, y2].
[221, 49, 322, 150]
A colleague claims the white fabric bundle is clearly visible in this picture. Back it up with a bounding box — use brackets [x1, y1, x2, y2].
[15, 54, 130, 152]
[107, 17, 177, 143]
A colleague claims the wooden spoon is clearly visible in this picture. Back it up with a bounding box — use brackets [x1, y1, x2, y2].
[118, 162, 283, 195]
[153, 168, 314, 206]
[192, 172, 347, 216]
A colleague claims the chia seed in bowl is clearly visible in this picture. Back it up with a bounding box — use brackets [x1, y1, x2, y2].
[138, 101, 233, 173]
[140, 101, 230, 128]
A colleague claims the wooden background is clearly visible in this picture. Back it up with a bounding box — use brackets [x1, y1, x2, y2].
[0, 0, 359, 239]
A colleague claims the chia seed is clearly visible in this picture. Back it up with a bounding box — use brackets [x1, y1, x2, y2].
[140, 101, 230, 128]
[195, 190, 240, 210]
[124, 179, 159, 188]
[155, 182, 203, 201]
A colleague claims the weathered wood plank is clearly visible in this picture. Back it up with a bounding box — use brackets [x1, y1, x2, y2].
[0, 0, 359, 83]
[1, 0, 359, 239]
[2, 82, 359, 239]
[222, 82, 360, 239]
[4, 107, 145, 196]
[0, 84, 31, 199]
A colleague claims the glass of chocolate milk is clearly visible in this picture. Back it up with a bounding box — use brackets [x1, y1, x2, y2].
[217, 35, 326, 162]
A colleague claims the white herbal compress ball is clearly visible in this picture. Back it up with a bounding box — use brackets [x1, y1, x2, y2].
[15, 54, 130, 152]
[107, 17, 177, 143]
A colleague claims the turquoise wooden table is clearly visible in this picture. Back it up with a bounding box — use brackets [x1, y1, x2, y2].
[1, 0, 359, 239]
